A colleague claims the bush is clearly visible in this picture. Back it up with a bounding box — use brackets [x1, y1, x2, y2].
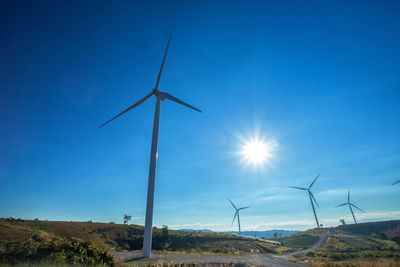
[0, 237, 114, 266]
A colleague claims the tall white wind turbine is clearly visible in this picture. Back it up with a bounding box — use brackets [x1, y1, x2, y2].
[99, 36, 201, 258]
[228, 198, 250, 234]
[335, 190, 364, 224]
[289, 175, 321, 229]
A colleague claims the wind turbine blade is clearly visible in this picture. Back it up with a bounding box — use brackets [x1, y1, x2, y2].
[98, 92, 153, 128]
[351, 203, 364, 212]
[154, 35, 171, 90]
[309, 191, 319, 208]
[335, 203, 347, 208]
[231, 211, 238, 225]
[239, 206, 251, 210]
[157, 91, 201, 112]
[348, 190, 350, 203]
[228, 198, 237, 210]
[392, 179, 400, 185]
[288, 186, 307, 190]
[309, 174, 320, 189]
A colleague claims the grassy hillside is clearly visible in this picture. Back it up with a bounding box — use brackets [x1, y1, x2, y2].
[334, 219, 400, 244]
[0, 219, 279, 255]
[291, 220, 400, 267]
[0, 218, 331, 256]
[5, 218, 399, 266]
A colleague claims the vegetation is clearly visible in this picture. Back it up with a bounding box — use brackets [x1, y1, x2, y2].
[0, 218, 278, 263]
[123, 215, 132, 226]
[0, 234, 114, 266]
[117, 229, 269, 253]
[276, 232, 319, 248]
[2, 218, 400, 266]
[291, 220, 400, 267]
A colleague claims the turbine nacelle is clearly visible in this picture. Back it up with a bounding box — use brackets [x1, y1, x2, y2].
[152, 89, 166, 100]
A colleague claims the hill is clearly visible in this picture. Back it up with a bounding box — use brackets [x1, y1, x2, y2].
[3, 218, 399, 266]
[0, 218, 280, 255]
[291, 220, 400, 267]
[334, 219, 400, 243]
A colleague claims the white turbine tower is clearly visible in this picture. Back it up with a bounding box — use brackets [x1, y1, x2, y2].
[99, 36, 201, 258]
[228, 198, 250, 234]
[335, 190, 364, 224]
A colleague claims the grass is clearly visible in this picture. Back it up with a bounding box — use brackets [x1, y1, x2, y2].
[0, 219, 278, 256]
[2, 218, 400, 266]
[278, 233, 319, 248]
[0, 262, 103, 267]
[290, 221, 400, 267]
[272, 228, 324, 251]
[0, 263, 243, 267]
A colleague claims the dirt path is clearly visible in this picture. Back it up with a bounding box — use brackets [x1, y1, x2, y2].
[112, 229, 330, 266]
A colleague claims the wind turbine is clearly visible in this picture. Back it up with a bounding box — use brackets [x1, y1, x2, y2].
[289, 175, 321, 229]
[98, 36, 201, 258]
[335, 190, 364, 224]
[392, 178, 400, 185]
[228, 198, 250, 234]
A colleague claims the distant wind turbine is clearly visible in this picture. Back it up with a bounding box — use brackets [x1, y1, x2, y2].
[392, 178, 400, 185]
[289, 175, 321, 229]
[98, 36, 201, 258]
[228, 198, 250, 234]
[335, 190, 364, 224]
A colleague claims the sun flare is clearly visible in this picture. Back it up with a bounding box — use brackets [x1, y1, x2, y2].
[240, 137, 277, 166]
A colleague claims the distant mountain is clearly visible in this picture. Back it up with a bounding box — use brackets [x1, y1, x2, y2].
[226, 230, 299, 239]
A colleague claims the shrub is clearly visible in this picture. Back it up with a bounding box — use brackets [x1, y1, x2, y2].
[0, 237, 114, 266]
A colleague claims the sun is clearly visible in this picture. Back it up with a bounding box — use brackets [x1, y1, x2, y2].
[240, 137, 277, 166]
[242, 139, 268, 165]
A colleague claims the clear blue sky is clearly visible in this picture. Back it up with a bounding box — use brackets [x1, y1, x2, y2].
[1, 0, 399, 231]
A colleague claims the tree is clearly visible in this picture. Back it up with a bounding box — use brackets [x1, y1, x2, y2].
[273, 232, 278, 238]
[162, 225, 169, 237]
[123, 214, 132, 225]
[339, 219, 346, 225]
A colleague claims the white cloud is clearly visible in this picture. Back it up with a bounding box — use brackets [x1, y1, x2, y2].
[317, 186, 390, 197]
[131, 216, 145, 222]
